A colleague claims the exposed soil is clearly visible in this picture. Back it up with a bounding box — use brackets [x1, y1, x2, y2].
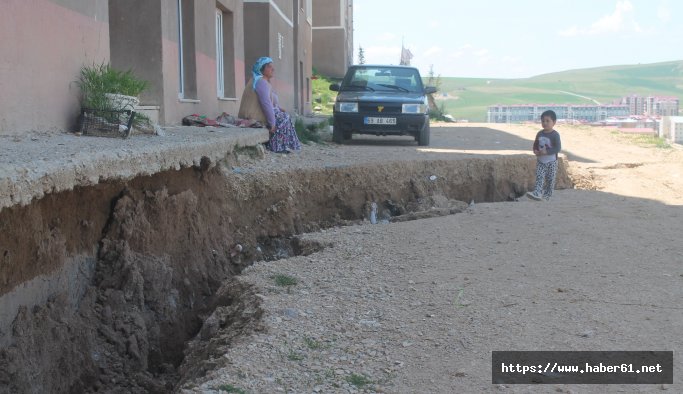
[1, 123, 681, 393]
[0, 127, 559, 393]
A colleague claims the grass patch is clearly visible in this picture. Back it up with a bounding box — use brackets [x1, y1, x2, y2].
[76, 62, 150, 131]
[346, 373, 373, 388]
[287, 350, 304, 361]
[630, 134, 672, 149]
[216, 384, 247, 394]
[77, 63, 148, 110]
[454, 288, 468, 307]
[273, 274, 298, 287]
[303, 337, 322, 350]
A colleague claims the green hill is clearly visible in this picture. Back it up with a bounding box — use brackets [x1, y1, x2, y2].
[432, 61, 683, 122]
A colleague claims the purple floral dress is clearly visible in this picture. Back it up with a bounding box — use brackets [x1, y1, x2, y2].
[269, 107, 302, 153]
[255, 78, 302, 153]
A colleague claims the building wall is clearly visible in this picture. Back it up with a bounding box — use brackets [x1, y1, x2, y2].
[302, 2, 313, 114]
[659, 116, 683, 143]
[654, 100, 679, 116]
[154, 0, 246, 125]
[658, 117, 669, 139]
[243, 3, 271, 84]
[312, 29, 348, 78]
[312, 0, 352, 78]
[109, 0, 164, 106]
[269, 2, 296, 111]
[676, 123, 683, 143]
[243, 0, 297, 112]
[2, 0, 326, 131]
[345, 0, 353, 69]
[0, 0, 110, 135]
[293, 0, 313, 114]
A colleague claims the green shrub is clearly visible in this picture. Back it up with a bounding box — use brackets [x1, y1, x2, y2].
[216, 384, 246, 394]
[273, 274, 298, 287]
[311, 73, 338, 116]
[77, 63, 148, 110]
[346, 373, 373, 388]
[295, 118, 322, 144]
[429, 102, 449, 121]
[77, 63, 150, 129]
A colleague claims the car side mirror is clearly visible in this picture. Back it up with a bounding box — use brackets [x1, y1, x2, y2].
[329, 83, 340, 91]
[424, 86, 437, 94]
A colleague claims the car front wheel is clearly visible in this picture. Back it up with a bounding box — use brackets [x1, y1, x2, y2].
[333, 120, 345, 144]
[418, 121, 430, 146]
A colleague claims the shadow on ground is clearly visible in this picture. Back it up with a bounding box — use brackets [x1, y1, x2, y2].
[340, 126, 597, 164]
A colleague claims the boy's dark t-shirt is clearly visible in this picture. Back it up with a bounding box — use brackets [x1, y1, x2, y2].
[532, 129, 561, 164]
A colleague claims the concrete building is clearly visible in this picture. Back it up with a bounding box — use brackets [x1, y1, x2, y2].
[649, 97, 680, 116]
[621, 95, 647, 116]
[1, 0, 320, 135]
[487, 104, 630, 123]
[620, 95, 680, 116]
[1, 0, 247, 134]
[659, 116, 683, 144]
[312, 0, 353, 78]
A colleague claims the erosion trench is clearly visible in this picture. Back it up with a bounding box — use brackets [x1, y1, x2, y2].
[0, 155, 570, 393]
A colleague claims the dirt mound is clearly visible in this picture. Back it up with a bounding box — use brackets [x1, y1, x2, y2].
[1, 183, 263, 392]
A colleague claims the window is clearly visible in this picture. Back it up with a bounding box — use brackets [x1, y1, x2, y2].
[216, 10, 224, 97]
[216, 6, 236, 98]
[278, 32, 283, 59]
[177, 0, 184, 98]
[178, 0, 197, 99]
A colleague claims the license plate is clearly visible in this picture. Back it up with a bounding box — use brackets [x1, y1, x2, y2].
[364, 117, 397, 125]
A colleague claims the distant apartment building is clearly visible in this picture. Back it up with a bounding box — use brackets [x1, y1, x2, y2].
[487, 104, 630, 123]
[620, 95, 680, 116]
[650, 97, 680, 116]
[658, 116, 683, 143]
[312, 0, 353, 78]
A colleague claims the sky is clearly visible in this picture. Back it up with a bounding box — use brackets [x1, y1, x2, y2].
[353, 0, 683, 78]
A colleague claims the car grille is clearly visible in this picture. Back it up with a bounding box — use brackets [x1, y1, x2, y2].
[359, 103, 402, 114]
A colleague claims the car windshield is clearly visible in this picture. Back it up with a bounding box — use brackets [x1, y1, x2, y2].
[341, 67, 423, 93]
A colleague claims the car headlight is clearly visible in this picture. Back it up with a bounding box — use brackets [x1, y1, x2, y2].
[335, 102, 358, 112]
[402, 103, 428, 114]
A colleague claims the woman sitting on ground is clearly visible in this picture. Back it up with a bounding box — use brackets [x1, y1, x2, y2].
[238, 57, 302, 153]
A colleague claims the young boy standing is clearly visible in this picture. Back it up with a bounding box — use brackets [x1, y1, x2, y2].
[527, 110, 562, 201]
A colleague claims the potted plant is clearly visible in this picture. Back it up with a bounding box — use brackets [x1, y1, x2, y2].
[76, 63, 149, 137]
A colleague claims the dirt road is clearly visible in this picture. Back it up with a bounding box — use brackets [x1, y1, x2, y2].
[182, 123, 683, 393]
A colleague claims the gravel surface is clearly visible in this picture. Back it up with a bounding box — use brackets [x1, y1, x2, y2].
[230, 122, 539, 174]
[184, 190, 682, 394]
[178, 124, 683, 393]
[0, 126, 267, 210]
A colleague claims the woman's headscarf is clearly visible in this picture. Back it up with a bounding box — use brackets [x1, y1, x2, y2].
[252, 56, 273, 89]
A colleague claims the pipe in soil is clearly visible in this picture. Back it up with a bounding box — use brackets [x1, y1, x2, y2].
[0, 156, 569, 393]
